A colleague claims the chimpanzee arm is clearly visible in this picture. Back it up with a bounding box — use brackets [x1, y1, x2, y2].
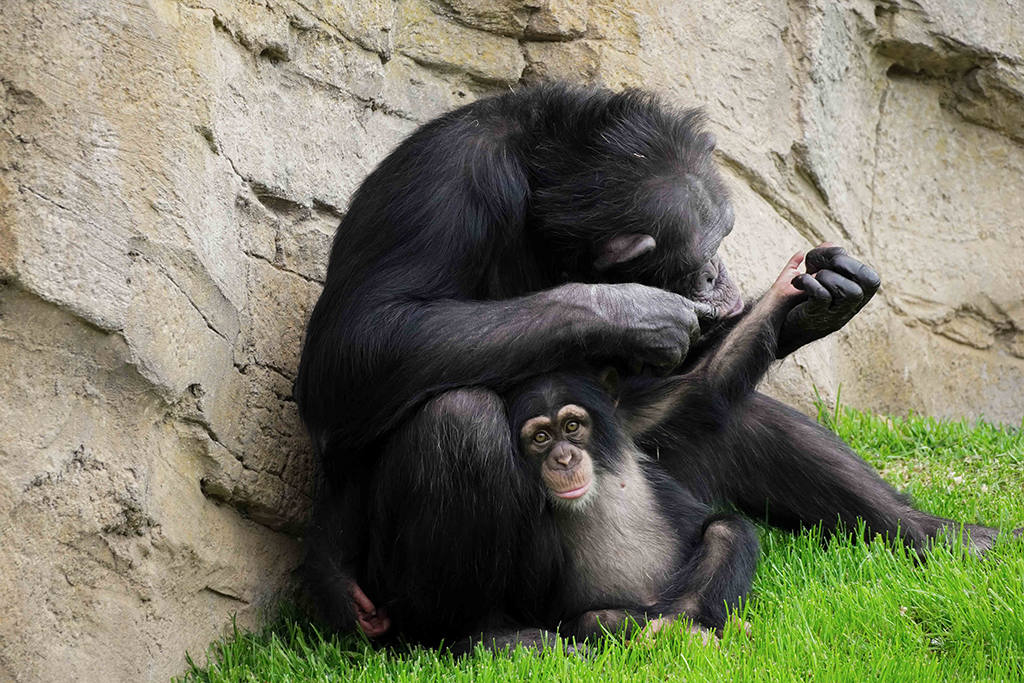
[358, 284, 706, 440]
[617, 253, 806, 436]
[688, 245, 881, 361]
[297, 262, 708, 457]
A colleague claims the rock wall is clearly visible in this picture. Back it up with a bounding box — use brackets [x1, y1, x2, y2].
[1, 0, 1021, 679]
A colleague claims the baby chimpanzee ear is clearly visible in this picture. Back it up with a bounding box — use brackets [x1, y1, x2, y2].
[598, 366, 621, 407]
[594, 234, 656, 272]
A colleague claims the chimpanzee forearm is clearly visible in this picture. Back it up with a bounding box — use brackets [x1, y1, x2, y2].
[688, 295, 788, 405]
[618, 307, 779, 435]
[391, 287, 696, 412]
[617, 264, 797, 436]
[298, 281, 705, 452]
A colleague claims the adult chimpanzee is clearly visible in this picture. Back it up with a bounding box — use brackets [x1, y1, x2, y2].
[492, 255, 809, 649]
[293, 83, 1002, 646]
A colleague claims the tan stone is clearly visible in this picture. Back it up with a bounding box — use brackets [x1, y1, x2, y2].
[284, 0, 398, 56]
[2, 0, 1024, 678]
[950, 62, 1024, 144]
[523, 40, 602, 84]
[0, 288, 300, 682]
[395, 0, 526, 83]
[526, 0, 589, 40]
[870, 75, 1024, 343]
[243, 259, 323, 376]
[433, 0, 537, 37]
[380, 54, 482, 120]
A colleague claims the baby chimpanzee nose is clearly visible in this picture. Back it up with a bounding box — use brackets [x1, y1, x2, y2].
[552, 443, 576, 468]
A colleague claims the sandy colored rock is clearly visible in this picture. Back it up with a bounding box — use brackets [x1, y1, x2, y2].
[396, 0, 526, 83]
[2, 0, 1023, 680]
[526, 0, 589, 40]
[522, 40, 603, 84]
[434, 0, 537, 36]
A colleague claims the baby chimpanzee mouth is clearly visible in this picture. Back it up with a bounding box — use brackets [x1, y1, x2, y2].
[553, 482, 591, 499]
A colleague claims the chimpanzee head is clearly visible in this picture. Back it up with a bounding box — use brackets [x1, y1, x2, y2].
[506, 370, 625, 512]
[528, 90, 742, 320]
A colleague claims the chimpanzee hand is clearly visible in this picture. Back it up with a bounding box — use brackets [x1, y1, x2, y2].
[587, 283, 714, 374]
[776, 244, 880, 357]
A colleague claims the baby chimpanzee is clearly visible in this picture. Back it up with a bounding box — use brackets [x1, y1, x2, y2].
[508, 370, 758, 642]
[504, 253, 808, 644]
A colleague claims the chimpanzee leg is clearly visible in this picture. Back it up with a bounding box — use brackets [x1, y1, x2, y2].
[561, 515, 758, 641]
[361, 388, 546, 645]
[304, 475, 391, 637]
[667, 513, 759, 632]
[652, 392, 998, 553]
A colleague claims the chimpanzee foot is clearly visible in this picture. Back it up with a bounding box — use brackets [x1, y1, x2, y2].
[963, 524, 1000, 554]
[931, 522, 1003, 555]
[914, 515, 1015, 556]
[349, 582, 390, 638]
[636, 616, 671, 642]
[449, 628, 563, 656]
[638, 617, 720, 646]
[686, 623, 720, 647]
[731, 617, 753, 638]
[963, 524, 1024, 554]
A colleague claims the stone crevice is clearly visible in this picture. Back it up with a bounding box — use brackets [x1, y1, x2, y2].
[866, 76, 891, 258]
[717, 152, 827, 246]
[247, 250, 322, 286]
[151, 259, 232, 344]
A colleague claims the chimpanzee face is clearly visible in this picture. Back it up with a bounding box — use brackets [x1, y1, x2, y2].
[507, 372, 624, 511]
[526, 102, 742, 320]
[519, 402, 597, 508]
[591, 169, 742, 320]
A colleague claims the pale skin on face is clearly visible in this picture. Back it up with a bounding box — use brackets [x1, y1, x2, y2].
[521, 405, 593, 498]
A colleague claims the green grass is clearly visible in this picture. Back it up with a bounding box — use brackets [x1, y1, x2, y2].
[180, 406, 1024, 682]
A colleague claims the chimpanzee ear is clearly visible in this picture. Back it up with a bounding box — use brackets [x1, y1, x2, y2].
[598, 366, 621, 407]
[593, 234, 656, 272]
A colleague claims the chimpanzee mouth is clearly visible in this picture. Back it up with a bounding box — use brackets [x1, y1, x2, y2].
[723, 296, 745, 318]
[553, 482, 591, 499]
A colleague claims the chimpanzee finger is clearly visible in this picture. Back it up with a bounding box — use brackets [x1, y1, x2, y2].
[815, 269, 863, 312]
[791, 273, 831, 311]
[690, 300, 717, 323]
[804, 245, 846, 274]
[825, 254, 881, 297]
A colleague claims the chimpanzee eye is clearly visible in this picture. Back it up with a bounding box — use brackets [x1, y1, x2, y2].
[565, 420, 580, 433]
[533, 431, 550, 444]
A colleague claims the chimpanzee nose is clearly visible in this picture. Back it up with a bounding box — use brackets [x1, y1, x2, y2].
[552, 443, 576, 468]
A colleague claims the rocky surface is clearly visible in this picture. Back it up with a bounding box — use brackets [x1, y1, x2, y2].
[1, 0, 1021, 679]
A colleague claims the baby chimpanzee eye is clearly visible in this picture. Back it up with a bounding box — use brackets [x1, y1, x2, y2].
[533, 431, 550, 444]
[565, 420, 580, 433]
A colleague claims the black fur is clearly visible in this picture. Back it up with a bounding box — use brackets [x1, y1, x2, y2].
[294, 83, 1004, 646]
[493, 279, 795, 646]
[504, 370, 759, 643]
